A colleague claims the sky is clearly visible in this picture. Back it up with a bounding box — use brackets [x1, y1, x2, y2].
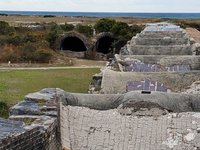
[0, 0, 200, 13]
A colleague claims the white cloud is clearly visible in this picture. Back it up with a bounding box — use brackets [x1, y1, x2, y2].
[0, 0, 199, 12]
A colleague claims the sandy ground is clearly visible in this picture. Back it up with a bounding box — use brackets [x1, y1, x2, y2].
[186, 27, 200, 43]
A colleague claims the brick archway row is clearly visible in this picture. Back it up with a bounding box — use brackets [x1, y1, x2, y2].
[55, 31, 115, 58]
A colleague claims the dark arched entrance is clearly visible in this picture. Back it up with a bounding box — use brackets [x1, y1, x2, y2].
[60, 37, 87, 52]
[96, 36, 114, 54]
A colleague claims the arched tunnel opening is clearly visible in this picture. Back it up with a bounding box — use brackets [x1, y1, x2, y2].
[96, 36, 114, 54]
[60, 37, 87, 52]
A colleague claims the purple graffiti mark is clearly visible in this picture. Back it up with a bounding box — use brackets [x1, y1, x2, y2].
[127, 79, 168, 92]
[125, 61, 161, 72]
[125, 61, 191, 72]
[167, 64, 190, 72]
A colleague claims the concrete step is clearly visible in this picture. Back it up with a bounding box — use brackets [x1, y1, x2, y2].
[134, 37, 189, 45]
[129, 45, 193, 55]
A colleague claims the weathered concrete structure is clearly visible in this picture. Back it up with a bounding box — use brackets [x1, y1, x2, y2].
[92, 22, 200, 94]
[1, 88, 200, 149]
[60, 92, 200, 150]
[1, 22, 200, 150]
[56, 31, 115, 59]
[0, 88, 63, 150]
[121, 22, 198, 55]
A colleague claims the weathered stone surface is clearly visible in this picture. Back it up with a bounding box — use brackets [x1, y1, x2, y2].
[25, 88, 65, 102]
[0, 88, 63, 150]
[63, 91, 200, 113]
[101, 69, 200, 94]
[121, 22, 197, 56]
[115, 54, 200, 72]
[134, 37, 189, 45]
[10, 101, 41, 115]
[0, 118, 25, 140]
[129, 45, 193, 55]
[60, 104, 200, 150]
[182, 81, 200, 94]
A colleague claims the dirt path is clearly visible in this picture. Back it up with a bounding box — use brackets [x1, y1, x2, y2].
[0, 58, 107, 69]
[186, 28, 200, 43]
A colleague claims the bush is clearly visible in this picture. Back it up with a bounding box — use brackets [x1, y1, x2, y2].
[60, 23, 74, 32]
[111, 21, 129, 36]
[76, 24, 93, 37]
[130, 24, 144, 35]
[6, 35, 23, 46]
[0, 45, 21, 62]
[94, 18, 116, 33]
[46, 22, 63, 49]
[0, 101, 9, 118]
[20, 42, 37, 61]
[34, 49, 53, 63]
[187, 22, 200, 31]
[0, 21, 15, 35]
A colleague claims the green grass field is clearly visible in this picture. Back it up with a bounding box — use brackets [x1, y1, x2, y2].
[0, 68, 100, 105]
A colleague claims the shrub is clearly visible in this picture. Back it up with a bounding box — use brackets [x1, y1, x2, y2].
[0, 45, 21, 62]
[20, 42, 37, 61]
[187, 22, 200, 31]
[94, 18, 116, 33]
[46, 22, 63, 49]
[76, 24, 93, 37]
[111, 21, 129, 36]
[0, 21, 15, 35]
[130, 24, 144, 35]
[6, 35, 23, 46]
[60, 23, 74, 32]
[34, 49, 53, 63]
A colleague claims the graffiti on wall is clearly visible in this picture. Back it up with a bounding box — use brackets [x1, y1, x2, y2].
[126, 79, 168, 92]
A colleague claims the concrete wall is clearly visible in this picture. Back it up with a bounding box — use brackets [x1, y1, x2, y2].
[116, 55, 200, 71]
[139, 31, 186, 38]
[60, 91, 200, 150]
[129, 45, 193, 55]
[134, 37, 189, 45]
[122, 23, 197, 56]
[101, 69, 200, 94]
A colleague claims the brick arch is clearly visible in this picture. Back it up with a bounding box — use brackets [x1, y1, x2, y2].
[56, 32, 90, 52]
[94, 32, 115, 54]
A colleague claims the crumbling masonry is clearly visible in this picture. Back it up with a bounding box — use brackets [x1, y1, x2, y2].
[1, 22, 200, 150]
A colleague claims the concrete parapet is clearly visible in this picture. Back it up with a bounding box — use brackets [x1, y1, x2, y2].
[101, 69, 200, 94]
[116, 55, 200, 71]
[139, 30, 186, 38]
[60, 91, 200, 150]
[134, 37, 189, 45]
[129, 45, 193, 55]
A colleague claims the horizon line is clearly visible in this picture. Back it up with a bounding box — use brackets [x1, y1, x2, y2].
[0, 10, 200, 14]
